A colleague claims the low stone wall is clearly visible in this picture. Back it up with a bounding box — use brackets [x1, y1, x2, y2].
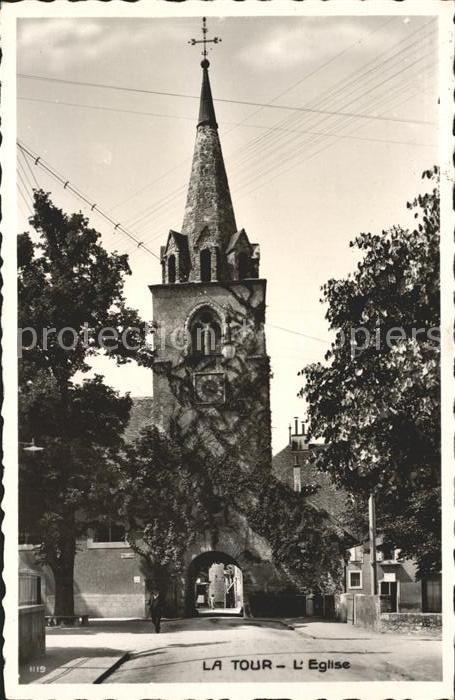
[19, 604, 45, 662]
[380, 612, 442, 636]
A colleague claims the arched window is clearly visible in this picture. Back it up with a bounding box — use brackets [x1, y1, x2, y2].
[168, 255, 176, 284]
[200, 249, 212, 283]
[190, 308, 221, 356]
[238, 252, 250, 279]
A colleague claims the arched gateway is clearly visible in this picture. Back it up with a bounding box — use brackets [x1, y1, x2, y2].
[186, 551, 243, 617]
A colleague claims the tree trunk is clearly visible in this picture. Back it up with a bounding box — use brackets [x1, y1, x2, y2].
[52, 535, 76, 616]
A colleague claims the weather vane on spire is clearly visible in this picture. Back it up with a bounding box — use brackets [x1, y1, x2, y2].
[188, 17, 221, 66]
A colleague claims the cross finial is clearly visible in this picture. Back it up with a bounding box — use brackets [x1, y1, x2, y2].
[188, 17, 222, 66]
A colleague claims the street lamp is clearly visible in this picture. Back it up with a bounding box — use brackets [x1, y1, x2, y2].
[221, 317, 236, 360]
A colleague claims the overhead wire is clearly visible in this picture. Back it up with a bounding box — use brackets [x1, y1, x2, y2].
[226, 26, 437, 192]
[136, 36, 437, 241]
[16, 162, 34, 204]
[17, 141, 162, 263]
[234, 59, 437, 200]
[19, 145, 40, 189]
[16, 19, 437, 260]
[126, 21, 437, 237]
[237, 68, 436, 202]
[231, 18, 436, 167]
[101, 18, 437, 235]
[104, 15, 396, 215]
[212, 25, 437, 200]
[18, 71, 433, 126]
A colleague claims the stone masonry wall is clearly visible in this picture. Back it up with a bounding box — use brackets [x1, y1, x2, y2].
[182, 125, 237, 266]
[379, 613, 442, 636]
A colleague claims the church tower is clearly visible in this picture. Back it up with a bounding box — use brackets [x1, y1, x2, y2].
[150, 21, 276, 614]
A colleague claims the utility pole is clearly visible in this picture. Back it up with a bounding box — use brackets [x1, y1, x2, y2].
[368, 492, 378, 595]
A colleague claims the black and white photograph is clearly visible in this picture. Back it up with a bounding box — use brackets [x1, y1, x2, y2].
[2, 2, 453, 699]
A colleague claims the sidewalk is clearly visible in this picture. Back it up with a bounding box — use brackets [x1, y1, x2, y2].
[281, 616, 442, 641]
[19, 618, 154, 684]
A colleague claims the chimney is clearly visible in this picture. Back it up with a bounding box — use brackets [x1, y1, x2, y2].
[294, 417, 299, 435]
[301, 421, 305, 435]
[288, 424, 292, 445]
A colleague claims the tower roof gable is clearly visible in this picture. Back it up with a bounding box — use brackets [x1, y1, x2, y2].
[226, 229, 252, 255]
[162, 230, 189, 258]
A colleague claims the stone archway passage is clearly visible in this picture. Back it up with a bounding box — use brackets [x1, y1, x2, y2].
[186, 550, 243, 617]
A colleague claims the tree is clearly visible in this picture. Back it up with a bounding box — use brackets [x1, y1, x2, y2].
[300, 168, 440, 578]
[18, 190, 154, 615]
[115, 426, 205, 596]
[248, 474, 345, 593]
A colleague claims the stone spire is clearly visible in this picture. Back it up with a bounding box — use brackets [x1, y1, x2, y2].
[181, 58, 237, 261]
[157, 18, 260, 286]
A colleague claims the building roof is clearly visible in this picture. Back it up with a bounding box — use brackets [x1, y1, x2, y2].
[272, 443, 357, 541]
[123, 397, 154, 444]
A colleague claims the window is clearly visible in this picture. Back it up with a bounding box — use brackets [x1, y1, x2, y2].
[190, 308, 221, 356]
[348, 546, 364, 563]
[238, 251, 250, 279]
[377, 544, 394, 561]
[348, 570, 362, 589]
[92, 522, 126, 543]
[200, 249, 212, 282]
[168, 255, 176, 284]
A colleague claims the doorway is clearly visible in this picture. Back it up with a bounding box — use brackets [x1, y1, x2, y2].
[186, 551, 244, 616]
[380, 580, 398, 612]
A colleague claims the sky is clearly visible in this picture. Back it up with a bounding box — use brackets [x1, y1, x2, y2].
[16, 14, 438, 453]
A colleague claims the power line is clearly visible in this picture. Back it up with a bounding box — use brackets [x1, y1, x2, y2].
[16, 164, 34, 204]
[239, 77, 435, 202]
[74, 17, 437, 233]
[120, 22, 438, 236]
[208, 23, 437, 204]
[18, 72, 435, 126]
[16, 141, 161, 263]
[107, 16, 397, 217]
[231, 66, 435, 202]
[19, 145, 40, 188]
[135, 55, 436, 242]
[19, 95, 436, 150]
[16, 177, 34, 215]
[227, 25, 437, 193]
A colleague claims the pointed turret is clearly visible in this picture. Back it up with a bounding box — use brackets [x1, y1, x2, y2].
[159, 23, 261, 286]
[181, 59, 238, 279]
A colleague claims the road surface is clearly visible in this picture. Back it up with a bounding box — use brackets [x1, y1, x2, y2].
[104, 616, 442, 683]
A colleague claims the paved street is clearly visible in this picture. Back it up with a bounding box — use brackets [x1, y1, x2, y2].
[20, 616, 441, 684]
[103, 616, 441, 683]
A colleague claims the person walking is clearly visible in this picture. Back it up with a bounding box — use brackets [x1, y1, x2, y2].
[149, 590, 163, 633]
[209, 593, 215, 610]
